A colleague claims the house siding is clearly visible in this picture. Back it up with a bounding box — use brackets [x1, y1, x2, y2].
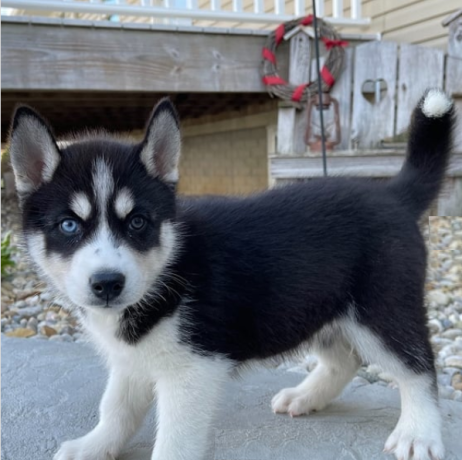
[178, 127, 269, 196]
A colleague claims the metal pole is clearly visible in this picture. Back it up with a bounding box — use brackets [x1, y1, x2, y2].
[311, 0, 328, 176]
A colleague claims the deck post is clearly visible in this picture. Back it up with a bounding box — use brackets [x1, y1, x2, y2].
[276, 31, 311, 159]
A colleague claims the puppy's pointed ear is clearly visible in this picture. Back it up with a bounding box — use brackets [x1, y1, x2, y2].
[140, 98, 181, 184]
[8, 106, 61, 199]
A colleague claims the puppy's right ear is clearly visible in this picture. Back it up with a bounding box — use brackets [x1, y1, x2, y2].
[139, 98, 181, 185]
[8, 106, 61, 200]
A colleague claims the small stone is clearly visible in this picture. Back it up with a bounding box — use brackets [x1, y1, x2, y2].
[452, 390, 462, 402]
[27, 317, 38, 332]
[357, 367, 381, 384]
[19, 318, 27, 327]
[60, 326, 75, 336]
[14, 305, 43, 320]
[5, 327, 36, 338]
[428, 290, 449, 306]
[441, 318, 453, 329]
[431, 337, 453, 351]
[451, 373, 462, 391]
[12, 276, 26, 287]
[45, 311, 59, 322]
[441, 329, 462, 340]
[428, 319, 443, 335]
[60, 333, 73, 342]
[14, 300, 28, 309]
[352, 376, 370, 386]
[445, 356, 462, 369]
[439, 344, 462, 359]
[49, 335, 64, 342]
[39, 325, 57, 337]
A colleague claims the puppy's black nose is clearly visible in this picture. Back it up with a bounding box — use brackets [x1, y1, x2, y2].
[90, 272, 125, 301]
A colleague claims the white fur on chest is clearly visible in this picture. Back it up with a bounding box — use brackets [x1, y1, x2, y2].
[80, 309, 190, 377]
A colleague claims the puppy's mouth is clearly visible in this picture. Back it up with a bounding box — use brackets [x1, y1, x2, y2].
[81, 296, 133, 311]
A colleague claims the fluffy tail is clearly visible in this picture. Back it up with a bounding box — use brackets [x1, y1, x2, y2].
[388, 89, 455, 219]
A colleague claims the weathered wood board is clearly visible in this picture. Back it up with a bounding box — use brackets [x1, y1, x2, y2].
[351, 41, 398, 149]
[276, 32, 311, 155]
[1, 21, 278, 93]
[447, 13, 462, 59]
[330, 47, 354, 151]
[396, 43, 444, 136]
[270, 153, 462, 179]
[437, 178, 462, 217]
[445, 56, 462, 154]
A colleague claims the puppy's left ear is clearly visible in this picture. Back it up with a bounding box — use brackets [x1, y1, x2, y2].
[140, 98, 181, 184]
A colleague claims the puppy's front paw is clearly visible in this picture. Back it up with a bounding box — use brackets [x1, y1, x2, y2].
[384, 425, 445, 460]
[54, 437, 116, 460]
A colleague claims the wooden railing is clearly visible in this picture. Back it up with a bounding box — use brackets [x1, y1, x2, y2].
[1, 0, 371, 27]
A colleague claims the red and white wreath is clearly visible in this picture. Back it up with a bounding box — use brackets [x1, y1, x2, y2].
[261, 15, 347, 103]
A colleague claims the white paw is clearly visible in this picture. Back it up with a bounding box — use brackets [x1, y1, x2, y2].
[54, 436, 116, 460]
[271, 387, 327, 417]
[384, 425, 445, 460]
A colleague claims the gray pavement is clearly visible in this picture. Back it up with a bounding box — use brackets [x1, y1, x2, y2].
[2, 336, 462, 460]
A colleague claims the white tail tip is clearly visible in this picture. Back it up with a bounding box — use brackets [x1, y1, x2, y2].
[421, 89, 453, 118]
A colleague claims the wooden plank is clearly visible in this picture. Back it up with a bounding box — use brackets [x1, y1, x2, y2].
[277, 104, 297, 155]
[447, 14, 462, 58]
[1, 21, 281, 93]
[445, 56, 462, 153]
[351, 41, 398, 149]
[396, 43, 444, 136]
[330, 47, 354, 150]
[437, 178, 462, 216]
[290, 32, 311, 155]
[276, 32, 311, 156]
[269, 153, 462, 178]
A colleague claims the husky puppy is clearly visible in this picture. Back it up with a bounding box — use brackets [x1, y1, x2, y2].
[9, 89, 454, 460]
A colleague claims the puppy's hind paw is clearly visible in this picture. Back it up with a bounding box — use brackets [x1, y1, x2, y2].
[271, 387, 327, 417]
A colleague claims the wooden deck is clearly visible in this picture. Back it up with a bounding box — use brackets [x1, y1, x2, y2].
[1, 16, 278, 93]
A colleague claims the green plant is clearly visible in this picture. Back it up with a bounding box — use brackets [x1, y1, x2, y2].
[1, 232, 16, 276]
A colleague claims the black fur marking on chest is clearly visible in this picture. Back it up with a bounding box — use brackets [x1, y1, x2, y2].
[117, 273, 187, 344]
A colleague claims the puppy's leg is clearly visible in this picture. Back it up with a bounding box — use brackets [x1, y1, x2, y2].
[272, 333, 361, 416]
[54, 368, 152, 460]
[342, 310, 443, 460]
[151, 358, 229, 460]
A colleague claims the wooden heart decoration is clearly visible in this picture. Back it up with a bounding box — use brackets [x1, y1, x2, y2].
[361, 79, 388, 104]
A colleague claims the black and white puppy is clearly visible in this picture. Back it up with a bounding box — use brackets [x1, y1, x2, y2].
[9, 89, 455, 460]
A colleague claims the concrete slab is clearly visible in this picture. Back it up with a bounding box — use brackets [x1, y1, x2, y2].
[2, 336, 462, 460]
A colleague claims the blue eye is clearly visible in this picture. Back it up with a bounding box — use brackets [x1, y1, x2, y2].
[60, 219, 80, 235]
[129, 216, 146, 231]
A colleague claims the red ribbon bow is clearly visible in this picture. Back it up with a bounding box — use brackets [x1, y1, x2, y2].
[322, 37, 349, 50]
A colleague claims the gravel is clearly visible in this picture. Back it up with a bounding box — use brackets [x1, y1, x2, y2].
[2, 195, 461, 401]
